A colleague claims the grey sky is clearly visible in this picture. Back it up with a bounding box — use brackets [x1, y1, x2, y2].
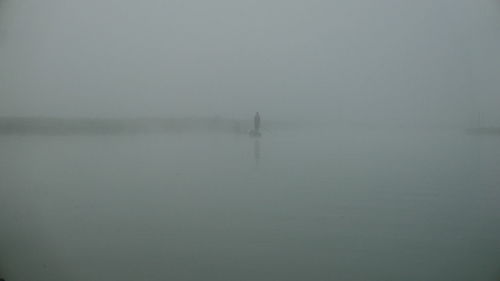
[1, 0, 499, 126]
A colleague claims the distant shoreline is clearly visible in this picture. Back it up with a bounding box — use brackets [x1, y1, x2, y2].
[465, 127, 500, 135]
[0, 116, 294, 135]
[0, 117, 496, 135]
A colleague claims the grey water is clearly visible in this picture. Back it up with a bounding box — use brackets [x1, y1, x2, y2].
[1, 128, 499, 281]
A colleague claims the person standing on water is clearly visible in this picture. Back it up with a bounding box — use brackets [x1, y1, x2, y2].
[249, 112, 261, 137]
[254, 112, 261, 132]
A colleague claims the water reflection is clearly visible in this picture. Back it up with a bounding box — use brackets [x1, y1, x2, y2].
[253, 138, 260, 166]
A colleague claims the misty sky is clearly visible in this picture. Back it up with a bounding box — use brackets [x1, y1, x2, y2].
[1, 0, 499, 126]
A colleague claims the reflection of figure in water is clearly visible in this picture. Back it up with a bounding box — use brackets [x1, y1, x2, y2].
[254, 138, 260, 166]
[249, 112, 261, 137]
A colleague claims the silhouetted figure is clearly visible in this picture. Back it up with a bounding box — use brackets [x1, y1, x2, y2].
[254, 112, 261, 132]
[249, 112, 261, 137]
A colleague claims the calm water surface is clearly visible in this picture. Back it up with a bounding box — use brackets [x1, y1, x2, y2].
[1, 129, 499, 280]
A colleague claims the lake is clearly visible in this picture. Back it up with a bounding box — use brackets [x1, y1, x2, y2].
[1, 128, 499, 280]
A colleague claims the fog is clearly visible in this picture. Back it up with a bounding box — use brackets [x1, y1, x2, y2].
[1, 0, 499, 125]
[1, 0, 500, 280]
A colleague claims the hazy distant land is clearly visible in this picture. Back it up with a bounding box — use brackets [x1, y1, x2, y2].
[0, 116, 297, 135]
[465, 127, 500, 135]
